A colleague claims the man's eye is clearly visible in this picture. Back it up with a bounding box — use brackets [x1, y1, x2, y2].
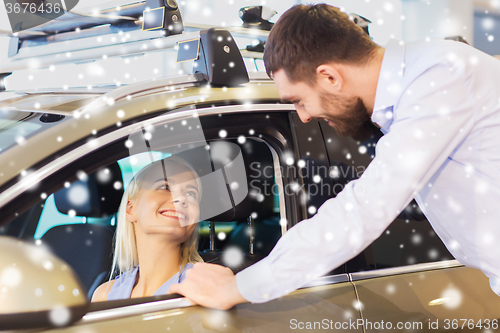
[186, 191, 197, 198]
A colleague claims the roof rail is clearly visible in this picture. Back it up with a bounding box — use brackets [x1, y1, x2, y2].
[77, 73, 204, 114]
[0, 24, 267, 73]
[1, 17, 268, 71]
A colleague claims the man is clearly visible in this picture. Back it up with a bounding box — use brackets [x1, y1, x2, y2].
[170, 4, 500, 309]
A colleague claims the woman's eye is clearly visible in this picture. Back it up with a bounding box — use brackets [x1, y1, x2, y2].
[157, 184, 170, 190]
[186, 191, 197, 199]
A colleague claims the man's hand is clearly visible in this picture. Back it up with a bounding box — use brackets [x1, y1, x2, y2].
[168, 262, 247, 310]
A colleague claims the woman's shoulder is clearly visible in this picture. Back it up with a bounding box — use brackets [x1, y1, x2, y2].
[91, 279, 116, 302]
[178, 263, 195, 282]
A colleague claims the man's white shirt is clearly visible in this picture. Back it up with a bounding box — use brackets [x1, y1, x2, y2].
[236, 39, 500, 302]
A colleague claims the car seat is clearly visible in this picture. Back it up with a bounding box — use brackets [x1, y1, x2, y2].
[41, 162, 123, 299]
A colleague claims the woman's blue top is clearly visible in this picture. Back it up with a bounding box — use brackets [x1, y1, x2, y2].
[107, 263, 193, 300]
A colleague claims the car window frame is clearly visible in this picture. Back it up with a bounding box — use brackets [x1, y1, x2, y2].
[0, 104, 363, 323]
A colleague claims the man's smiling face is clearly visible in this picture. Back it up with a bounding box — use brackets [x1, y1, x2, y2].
[273, 69, 371, 137]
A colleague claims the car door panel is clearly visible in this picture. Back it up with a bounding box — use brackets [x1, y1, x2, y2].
[353, 266, 500, 332]
[48, 281, 363, 332]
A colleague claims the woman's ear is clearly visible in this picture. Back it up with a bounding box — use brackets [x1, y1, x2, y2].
[126, 199, 137, 222]
[316, 64, 343, 93]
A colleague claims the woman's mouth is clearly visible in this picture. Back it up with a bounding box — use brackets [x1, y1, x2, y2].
[159, 210, 187, 220]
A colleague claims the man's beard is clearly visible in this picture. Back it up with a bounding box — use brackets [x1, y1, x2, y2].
[320, 90, 372, 139]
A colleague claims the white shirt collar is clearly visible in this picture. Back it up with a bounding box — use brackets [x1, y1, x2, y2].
[371, 39, 406, 132]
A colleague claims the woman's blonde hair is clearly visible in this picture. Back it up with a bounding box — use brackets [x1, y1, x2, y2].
[110, 156, 203, 280]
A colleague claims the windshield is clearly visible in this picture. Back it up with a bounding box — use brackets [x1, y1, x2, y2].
[0, 110, 67, 154]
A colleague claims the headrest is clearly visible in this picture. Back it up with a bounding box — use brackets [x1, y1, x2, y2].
[169, 141, 250, 222]
[207, 139, 275, 222]
[300, 156, 335, 217]
[169, 139, 275, 222]
[54, 162, 124, 217]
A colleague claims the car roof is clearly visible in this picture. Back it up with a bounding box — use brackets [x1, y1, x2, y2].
[0, 72, 281, 190]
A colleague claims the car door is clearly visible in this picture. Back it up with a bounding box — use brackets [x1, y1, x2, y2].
[317, 120, 500, 331]
[1, 105, 362, 332]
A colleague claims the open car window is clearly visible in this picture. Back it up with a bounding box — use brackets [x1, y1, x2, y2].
[318, 119, 455, 271]
[0, 110, 287, 303]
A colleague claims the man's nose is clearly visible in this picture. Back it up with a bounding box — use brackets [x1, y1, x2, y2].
[296, 109, 312, 123]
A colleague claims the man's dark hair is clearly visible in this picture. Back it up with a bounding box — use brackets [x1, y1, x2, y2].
[263, 4, 378, 84]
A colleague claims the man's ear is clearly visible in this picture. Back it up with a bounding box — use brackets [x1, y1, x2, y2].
[126, 199, 137, 222]
[316, 64, 343, 93]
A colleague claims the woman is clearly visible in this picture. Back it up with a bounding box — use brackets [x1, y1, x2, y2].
[92, 156, 203, 301]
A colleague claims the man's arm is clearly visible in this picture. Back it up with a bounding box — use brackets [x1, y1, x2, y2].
[171, 60, 475, 307]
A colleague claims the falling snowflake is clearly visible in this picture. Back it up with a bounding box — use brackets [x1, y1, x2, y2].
[411, 234, 422, 245]
[67, 185, 88, 206]
[222, 247, 243, 268]
[1, 267, 22, 288]
[386, 283, 396, 294]
[428, 248, 439, 260]
[42, 260, 54, 271]
[76, 171, 88, 181]
[352, 299, 364, 310]
[441, 286, 463, 309]
[96, 169, 112, 184]
[49, 306, 71, 327]
[204, 309, 230, 331]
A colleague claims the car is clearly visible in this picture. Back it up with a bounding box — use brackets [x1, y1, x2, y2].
[1, 2, 500, 332]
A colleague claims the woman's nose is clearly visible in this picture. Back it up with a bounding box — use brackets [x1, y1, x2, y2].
[171, 192, 188, 206]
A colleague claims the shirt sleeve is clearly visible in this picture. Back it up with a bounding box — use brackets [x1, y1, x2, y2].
[236, 59, 476, 303]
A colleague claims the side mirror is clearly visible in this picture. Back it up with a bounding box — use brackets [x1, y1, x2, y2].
[0, 236, 88, 330]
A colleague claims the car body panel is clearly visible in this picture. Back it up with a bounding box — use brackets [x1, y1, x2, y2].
[354, 265, 500, 332]
[44, 280, 362, 332]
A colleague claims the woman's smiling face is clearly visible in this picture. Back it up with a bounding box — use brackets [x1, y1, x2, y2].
[126, 160, 201, 243]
